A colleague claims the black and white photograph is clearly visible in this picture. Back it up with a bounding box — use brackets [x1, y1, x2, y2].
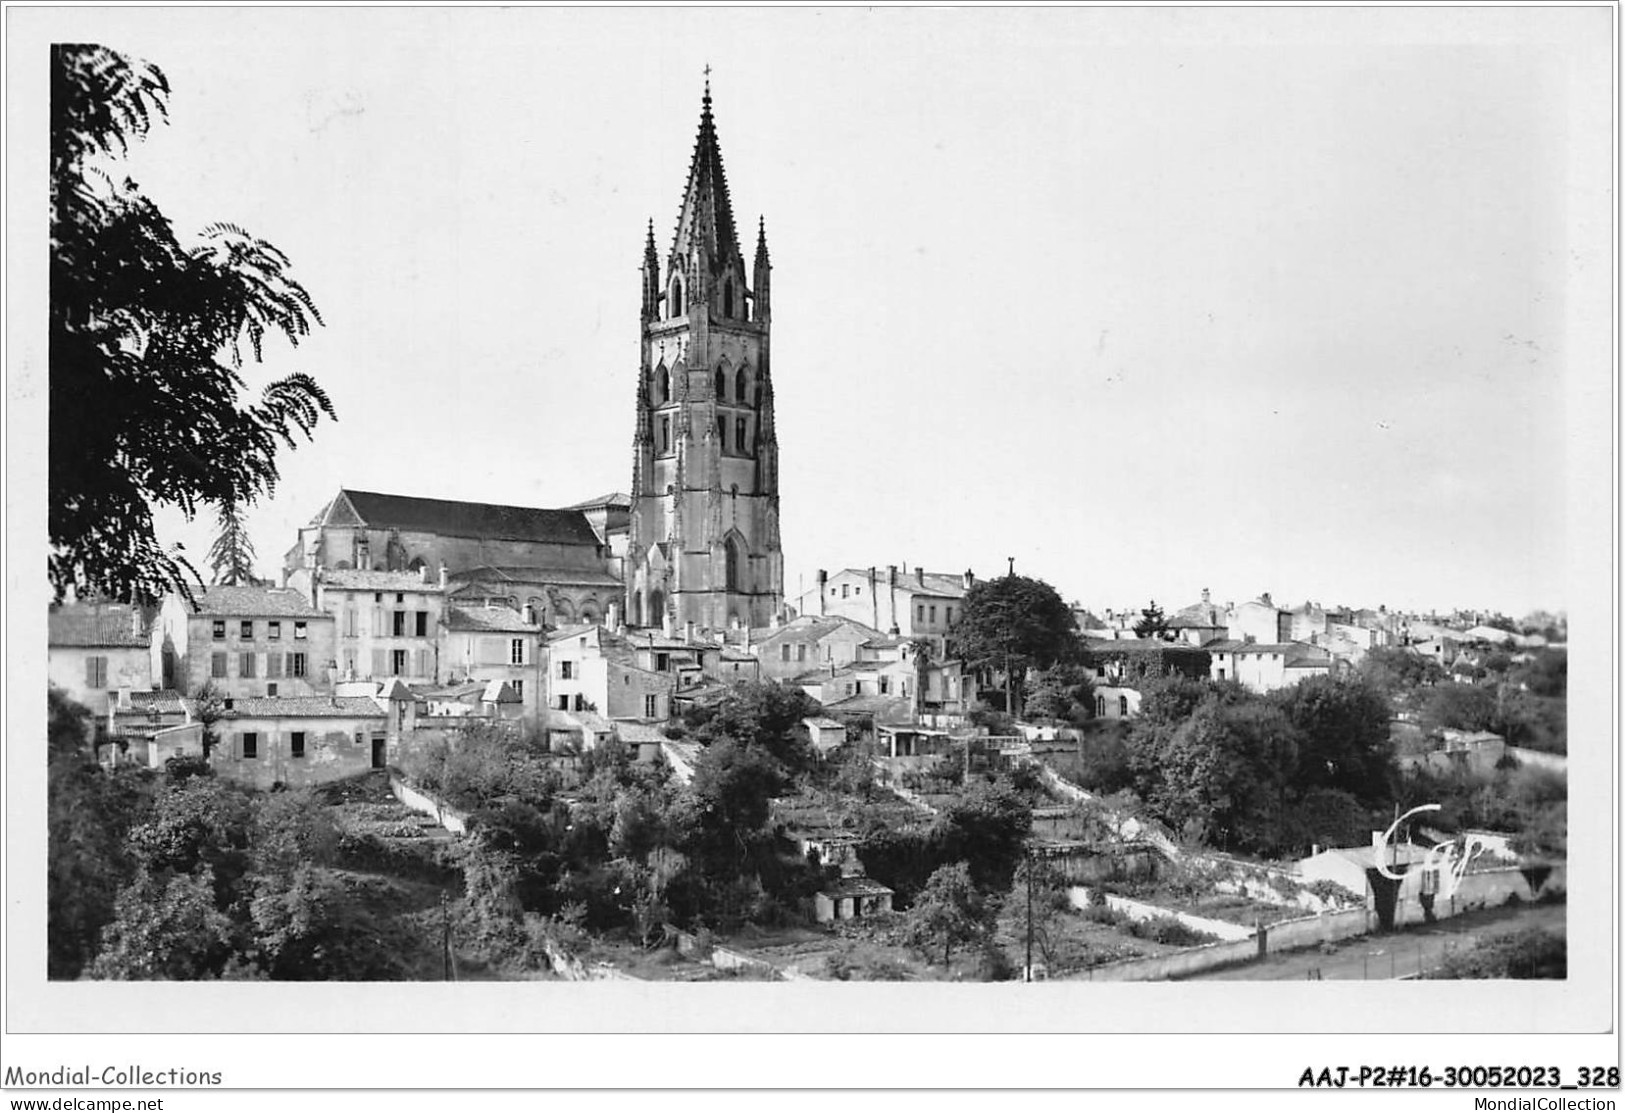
[4, 2, 1617, 1102]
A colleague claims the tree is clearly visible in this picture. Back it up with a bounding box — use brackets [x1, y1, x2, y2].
[1023, 663, 1097, 725]
[1149, 698, 1300, 853]
[949, 574, 1080, 717]
[1132, 601, 1169, 640]
[1358, 646, 1446, 704]
[47, 688, 155, 979]
[1420, 682, 1498, 734]
[931, 779, 1033, 893]
[907, 862, 998, 967]
[50, 44, 333, 604]
[206, 500, 258, 585]
[1270, 674, 1395, 806]
[90, 866, 235, 980]
[686, 681, 820, 773]
[690, 737, 789, 836]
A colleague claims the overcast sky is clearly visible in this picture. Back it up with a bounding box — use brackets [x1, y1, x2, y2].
[14, 6, 1614, 618]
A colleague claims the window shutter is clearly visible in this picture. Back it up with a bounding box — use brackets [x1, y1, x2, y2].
[416, 649, 429, 678]
[372, 648, 388, 678]
[266, 652, 283, 678]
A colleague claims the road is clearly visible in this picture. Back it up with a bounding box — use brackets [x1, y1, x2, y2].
[1184, 902, 1565, 981]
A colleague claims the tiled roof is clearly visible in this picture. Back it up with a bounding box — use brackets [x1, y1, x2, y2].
[131, 689, 187, 708]
[482, 680, 521, 704]
[48, 603, 147, 647]
[445, 605, 540, 633]
[754, 616, 882, 645]
[192, 586, 326, 618]
[823, 693, 915, 723]
[821, 877, 895, 899]
[321, 489, 602, 548]
[223, 696, 384, 718]
[320, 569, 445, 593]
[547, 623, 601, 644]
[448, 566, 624, 589]
[1168, 603, 1226, 628]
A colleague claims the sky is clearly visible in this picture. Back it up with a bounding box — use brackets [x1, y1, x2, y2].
[12, 6, 1615, 618]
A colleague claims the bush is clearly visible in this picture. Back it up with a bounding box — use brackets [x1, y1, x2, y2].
[1122, 915, 1218, 948]
[1430, 927, 1565, 979]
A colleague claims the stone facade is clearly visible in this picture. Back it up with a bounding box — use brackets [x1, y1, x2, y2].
[154, 586, 335, 700]
[626, 86, 783, 634]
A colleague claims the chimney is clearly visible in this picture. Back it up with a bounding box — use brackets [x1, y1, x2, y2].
[962, 569, 975, 590]
[816, 569, 827, 616]
[685, 620, 696, 644]
[915, 567, 925, 586]
[439, 564, 448, 590]
[1201, 587, 1210, 605]
[130, 607, 144, 638]
[117, 688, 132, 710]
[887, 565, 897, 585]
[1260, 592, 1273, 608]
[608, 602, 621, 630]
[419, 564, 429, 583]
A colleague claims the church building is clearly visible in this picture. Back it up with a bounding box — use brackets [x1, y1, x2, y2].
[624, 82, 785, 633]
[282, 84, 785, 639]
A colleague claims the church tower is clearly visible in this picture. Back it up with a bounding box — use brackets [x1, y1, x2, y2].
[626, 82, 782, 633]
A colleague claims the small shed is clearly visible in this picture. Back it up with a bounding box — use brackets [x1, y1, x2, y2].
[813, 876, 895, 924]
[803, 716, 847, 757]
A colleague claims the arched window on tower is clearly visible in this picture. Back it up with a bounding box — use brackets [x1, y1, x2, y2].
[714, 368, 726, 399]
[670, 276, 684, 318]
[725, 536, 744, 592]
[657, 366, 670, 404]
[660, 415, 671, 454]
[735, 367, 748, 403]
[736, 417, 748, 455]
[723, 279, 734, 319]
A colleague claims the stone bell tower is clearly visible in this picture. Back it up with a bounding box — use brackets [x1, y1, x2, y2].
[625, 80, 782, 634]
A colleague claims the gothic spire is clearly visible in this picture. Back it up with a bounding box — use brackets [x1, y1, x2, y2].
[670, 80, 742, 269]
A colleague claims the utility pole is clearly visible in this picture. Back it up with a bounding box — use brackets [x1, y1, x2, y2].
[1024, 847, 1034, 983]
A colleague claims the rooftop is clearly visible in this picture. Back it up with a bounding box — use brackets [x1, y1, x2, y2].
[313, 488, 602, 548]
[444, 605, 540, 633]
[222, 696, 384, 719]
[48, 602, 147, 648]
[192, 586, 327, 618]
[320, 569, 446, 593]
[449, 566, 624, 589]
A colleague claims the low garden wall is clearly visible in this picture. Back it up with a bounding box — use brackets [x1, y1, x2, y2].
[1080, 936, 1260, 982]
[389, 773, 473, 836]
[1261, 907, 1372, 951]
[1068, 887, 1254, 942]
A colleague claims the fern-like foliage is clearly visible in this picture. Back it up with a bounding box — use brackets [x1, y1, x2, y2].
[49, 44, 335, 606]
